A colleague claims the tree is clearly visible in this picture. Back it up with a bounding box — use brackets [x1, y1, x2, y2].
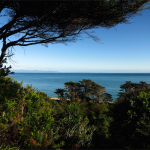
[0, 58, 14, 76]
[118, 81, 150, 102]
[64, 81, 76, 100]
[0, 58, 14, 101]
[109, 81, 150, 149]
[0, 0, 150, 70]
[54, 88, 66, 101]
[57, 79, 107, 103]
[102, 93, 113, 103]
[90, 81, 106, 103]
[79, 79, 93, 101]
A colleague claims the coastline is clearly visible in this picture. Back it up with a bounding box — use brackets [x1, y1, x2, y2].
[50, 97, 115, 104]
[50, 97, 70, 101]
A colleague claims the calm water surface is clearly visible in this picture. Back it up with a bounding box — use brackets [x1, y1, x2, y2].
[9, 73, 150, 101]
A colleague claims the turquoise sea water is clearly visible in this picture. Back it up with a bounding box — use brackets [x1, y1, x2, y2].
[9, 73, 150, 101]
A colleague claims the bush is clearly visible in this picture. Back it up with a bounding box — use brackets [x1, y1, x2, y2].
[58, 101, 97, 149]
[109, 81, 150, 149]
[0, 76, 64, 150]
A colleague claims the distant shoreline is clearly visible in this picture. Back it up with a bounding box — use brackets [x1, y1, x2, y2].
[50, 97, 115, 104]
[50, 97, 70, 101]
[11, 72, 150, 73]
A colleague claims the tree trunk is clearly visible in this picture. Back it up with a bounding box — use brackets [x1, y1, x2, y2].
[0, 37, 7, 65]
[92, 93, 94, 102]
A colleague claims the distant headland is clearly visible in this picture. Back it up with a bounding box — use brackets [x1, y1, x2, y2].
[11, 70, 60, 73]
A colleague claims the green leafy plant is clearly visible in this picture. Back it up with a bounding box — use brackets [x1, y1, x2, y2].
[58, 101, 97, 149]
[109, 82, 150, 149]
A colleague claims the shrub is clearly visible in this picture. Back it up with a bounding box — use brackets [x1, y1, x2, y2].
[109, 81, 150, 149]
[58, 101, 97, 149]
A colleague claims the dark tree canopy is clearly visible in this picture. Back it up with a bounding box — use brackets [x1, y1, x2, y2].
[0, 0, 150, 69]
[109, 82, 150, 148]
[54, 79, 108, 103]
[117, 81, 150, 102]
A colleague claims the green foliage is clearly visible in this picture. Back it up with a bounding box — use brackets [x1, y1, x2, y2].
[77, 79, 106, 102]
[126, 92, 150, 148]
[55, 79, 109, 103]
[0, 143, 21, 150]
[1, 76, 107, 149]
[54, 88, 66, 100]
[58, 101, 97, 149]
[0, 76, 64, 150]
[0, 58, 14, 77]
[117, 81, 150, 102]
[82, 102, 113, 149]
[109, 81, 150, 149]
[2, 76, 150, 149]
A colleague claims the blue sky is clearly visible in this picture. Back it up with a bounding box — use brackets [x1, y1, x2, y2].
[1, 8, 150, 73]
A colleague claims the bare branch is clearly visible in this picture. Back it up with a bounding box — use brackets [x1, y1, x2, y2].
[0, 0, 149, 66]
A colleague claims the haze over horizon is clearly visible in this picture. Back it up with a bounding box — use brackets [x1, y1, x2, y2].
[11, 69, 150, 73]
[1, 8, 150, 73]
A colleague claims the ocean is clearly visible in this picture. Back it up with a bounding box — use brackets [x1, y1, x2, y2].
[9, 73, 150, 101]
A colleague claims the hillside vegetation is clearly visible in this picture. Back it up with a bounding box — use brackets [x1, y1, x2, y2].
[1, 75, 150, 150]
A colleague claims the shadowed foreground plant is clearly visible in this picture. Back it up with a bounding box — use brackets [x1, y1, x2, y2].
[109, 82, 150, 149]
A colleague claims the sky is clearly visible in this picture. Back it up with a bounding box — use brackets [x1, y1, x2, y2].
[1, 7, 150, 73]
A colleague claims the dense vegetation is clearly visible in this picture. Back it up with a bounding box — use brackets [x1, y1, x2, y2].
[1, 75, 150, 150]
